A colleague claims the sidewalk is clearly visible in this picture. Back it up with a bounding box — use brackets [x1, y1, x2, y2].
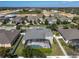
[53, 35, 68, 56]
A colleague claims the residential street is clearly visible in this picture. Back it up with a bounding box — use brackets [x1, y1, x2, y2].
[53, 35, 68, 56]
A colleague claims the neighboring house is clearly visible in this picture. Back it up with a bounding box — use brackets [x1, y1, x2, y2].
[58, 29, 79, 47]
[0, 14, 5, 19]
[54, 13, 72, 22]
[59, 16, 72, 22]
[0, 14, 5, 22]
[45, 16, 57, 24]
[4, 14, 16, 23]
[27, 16, 38, 23]
[0, 29, 20, 47]
[5, 14, 16, 18]
[23, 27, 53, 48]
[12, 16, 23, 24]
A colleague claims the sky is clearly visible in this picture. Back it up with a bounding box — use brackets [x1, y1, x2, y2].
[0, 1, 79, 7]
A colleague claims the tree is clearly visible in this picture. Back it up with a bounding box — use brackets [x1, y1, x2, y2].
[37, 19, 41, 24]
[22, 47, 46, 58]
[23, 16, 28, 21]
[42, 15, 45, 19]
[47, 24, 58, 31]
[22, 9, 27, 12]
[2, 20, 7, 25]
[72, 16, 79, 23]
[70, 24, 76, 29]
[22, 20, 25, 24]
[6, 53, 18, 58]
[34, 20, 37, 24]
[45, 19, 48, 25]
[56, 19, 61, 25]
[16, 25, 21, 30]
[49, 15, 52, 17]
[0, 47, 10, 57]
[62, 21, 70, 24]
[22, 47, 32, 58]
[29, 20, 33, 25]
[77, 24, 79, 30]
[63, 25, 69, 29]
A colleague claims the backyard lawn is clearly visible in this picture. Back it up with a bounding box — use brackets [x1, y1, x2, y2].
[15, 40, 52, 56]
[15, 38, 64, 56]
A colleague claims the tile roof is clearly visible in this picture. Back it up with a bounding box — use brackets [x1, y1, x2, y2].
[58, 29, 79, 41]
[24, 27, 53, 40]
[0, 29, 20, 44]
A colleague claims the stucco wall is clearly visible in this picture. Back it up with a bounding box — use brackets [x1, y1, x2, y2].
[0, 43, 11, 47]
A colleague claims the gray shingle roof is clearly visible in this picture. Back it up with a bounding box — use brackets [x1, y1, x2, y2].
[0, 29, 20, 44]
[58, 29, 79, 41]
[27, 16, 38, 21]
[12, 17, 22, 23]
[46, 16, 57, 22]
[24, 28, 53, 40]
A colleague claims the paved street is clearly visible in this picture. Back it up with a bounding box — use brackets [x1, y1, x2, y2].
[53, 35, 68, 56]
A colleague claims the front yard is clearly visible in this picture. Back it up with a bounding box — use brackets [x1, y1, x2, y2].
[59, 39, 77, 56]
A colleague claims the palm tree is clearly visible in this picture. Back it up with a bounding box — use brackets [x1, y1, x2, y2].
[42, 15, 45, 19]
[45, 19, 48, 25]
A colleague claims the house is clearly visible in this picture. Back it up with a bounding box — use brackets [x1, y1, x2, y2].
[12, 16, 23, 25]
[27, 15, 41, 25]
[59, 16, 72, 22]
[0, 14, 5, 18]
[5, 14, 16, 18]
[58, 29, 79, 47]
[0, 29, 20, 47]
[0, 14, 5, 22]
[45, 16, 57, 24]
[23, 27, 53, 48]
[54, 13, 72, 22]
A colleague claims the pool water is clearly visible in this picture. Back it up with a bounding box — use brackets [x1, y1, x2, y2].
[29, 45, 42, 48]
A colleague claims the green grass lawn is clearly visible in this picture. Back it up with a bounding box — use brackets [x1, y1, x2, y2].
[15, 39, 24, 56]
[59, 39, 75, 56]
[52, 38, 64, 56]
[16, 10, 42, 14]
[53, 31, 60, 36]
[2, 24, 15, 26]
[15, 40, 52, 56]
[15, 36, 64, 56]
[58, 23, 73, 29]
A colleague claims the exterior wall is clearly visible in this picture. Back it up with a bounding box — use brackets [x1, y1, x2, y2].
[27, 41, 51, 48]
[68, 40, 79, 46]
[22, 40, 25, 44]
[5, 43, 11, 47]
[11, 33, 20, 45]
[45, 36, 53, 44]
[0, 43, 11, 48]
[65, 40, 69, 43]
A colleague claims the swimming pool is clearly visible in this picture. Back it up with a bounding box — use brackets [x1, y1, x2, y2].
[28, 45, 43, 48]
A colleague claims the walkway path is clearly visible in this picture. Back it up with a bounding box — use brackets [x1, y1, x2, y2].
[53, 35, 68, 56]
